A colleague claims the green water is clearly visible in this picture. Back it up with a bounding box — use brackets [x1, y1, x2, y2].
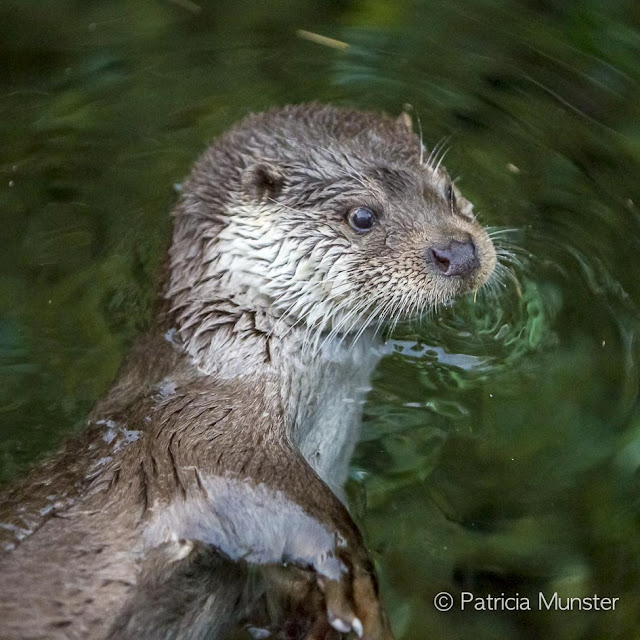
[2, 1, 640, 638]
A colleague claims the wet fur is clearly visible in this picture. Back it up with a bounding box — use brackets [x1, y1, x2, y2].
[0, 104, 496, 639]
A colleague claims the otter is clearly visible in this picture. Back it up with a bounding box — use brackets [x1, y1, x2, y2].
[0, 104, 496, 639]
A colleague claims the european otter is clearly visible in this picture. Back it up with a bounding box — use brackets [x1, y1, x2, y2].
[0, 104, 496, 639]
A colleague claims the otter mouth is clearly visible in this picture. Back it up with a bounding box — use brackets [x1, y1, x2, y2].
[322, 236, 498, 337]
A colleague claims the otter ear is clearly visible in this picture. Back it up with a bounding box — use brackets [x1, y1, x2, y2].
[242, 162, 285, 201]
[396, 111, 413, 133]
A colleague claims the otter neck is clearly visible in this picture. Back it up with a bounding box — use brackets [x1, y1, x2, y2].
[174, 302, 383, 491]
[275, 328, 383, 492]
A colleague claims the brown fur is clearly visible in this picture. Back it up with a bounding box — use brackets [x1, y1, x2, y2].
[0, 104, 496, 639]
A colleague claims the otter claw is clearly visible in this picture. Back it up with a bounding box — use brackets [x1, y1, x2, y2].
[328, 614, 363, 638]
[323, 578, 356, 619]
[320, 573, 391, 640]
[329, 617, 351, 634]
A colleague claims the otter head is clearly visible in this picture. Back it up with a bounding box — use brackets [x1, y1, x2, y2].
[168, 104, 496, 358]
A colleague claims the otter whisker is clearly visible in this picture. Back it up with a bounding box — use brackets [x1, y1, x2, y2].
[367, 291, 403, 340]
[347, 287, 401, 346]
[330, 277, 399, 351]
[490, 261, 522, 297]
[425, 135, 448, 170]
[486, 226, 522, 239]
[416, 112, 425, 166]
[315, 288, 381, 354]
[426, 135, 452, 172]
[273, 276, 348, 331]
[335, 299, 379, 352]
[269, 268, 357, 334]
[433, 144, 451, 174]
[295, 281, 378, 354]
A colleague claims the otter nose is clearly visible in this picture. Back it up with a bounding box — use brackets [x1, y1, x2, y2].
[426, 239, 479, 277]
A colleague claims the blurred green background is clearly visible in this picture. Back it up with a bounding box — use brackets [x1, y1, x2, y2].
[2, 1, 640, 638]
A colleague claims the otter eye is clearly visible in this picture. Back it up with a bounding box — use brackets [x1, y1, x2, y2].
[445, 184, 456, 206]
[347, 206, 375, 232]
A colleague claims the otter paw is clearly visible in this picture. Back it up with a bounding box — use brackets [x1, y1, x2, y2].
[319, 567, 394, 640]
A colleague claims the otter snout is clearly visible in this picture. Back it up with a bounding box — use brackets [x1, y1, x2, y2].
[426, 238, 480, 277]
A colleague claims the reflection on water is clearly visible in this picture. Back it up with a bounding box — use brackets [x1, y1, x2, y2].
[1, 1, 640, 638]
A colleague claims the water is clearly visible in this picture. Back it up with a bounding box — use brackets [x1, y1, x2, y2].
[2, 1, 640, 638]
